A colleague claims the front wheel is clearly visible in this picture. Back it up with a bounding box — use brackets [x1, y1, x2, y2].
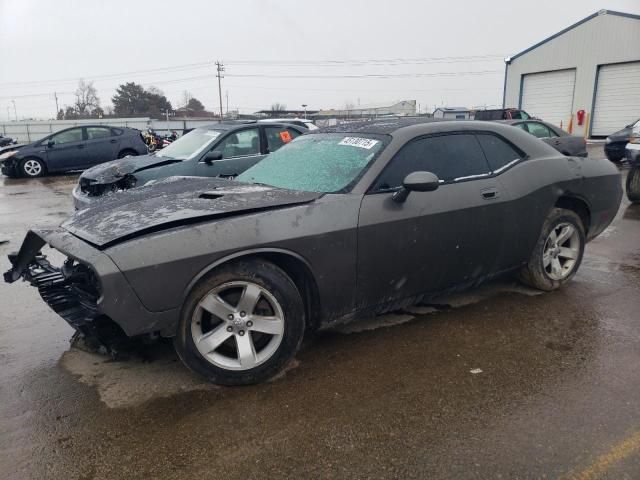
[518, 208, 585, 291]
[20, 158, 45, 177]
[174, 259, 305, 385]
[626, 165, 640, 204]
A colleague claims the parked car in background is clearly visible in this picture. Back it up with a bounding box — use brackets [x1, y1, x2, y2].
[72, 122, 307, 208]
[605, 119, 639, 162]
[474, 108, 531, 120]
[0, 125, 148, 178]
[0, 134, 17, 148]
[498, 119, 587, 157]
[259, 118, 319, 130]
[625, 123, 640, 203]
[6, 119, 621, 385]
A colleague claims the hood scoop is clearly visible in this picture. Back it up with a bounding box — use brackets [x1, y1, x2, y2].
[199, 192, 224, 200]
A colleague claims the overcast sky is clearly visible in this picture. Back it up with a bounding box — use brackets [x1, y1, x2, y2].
[1, 0, 639, 120]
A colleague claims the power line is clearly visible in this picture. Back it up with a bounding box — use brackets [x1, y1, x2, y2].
[0, 54, 506, 89]
[0, 62, 213, 89]
[226, 70, 501, 79]
[226, 55, 506, 66]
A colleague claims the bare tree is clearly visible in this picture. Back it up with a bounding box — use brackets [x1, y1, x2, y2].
[271, 102, 287, 112]
[181, 90, 194, 108]
[74, 79, 100, 116]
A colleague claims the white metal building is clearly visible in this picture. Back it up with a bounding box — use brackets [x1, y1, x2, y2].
[503, 10, 640, 137]
[432, 107, 471, 120]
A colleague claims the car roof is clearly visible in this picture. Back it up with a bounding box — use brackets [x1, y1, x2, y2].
[195, 121, 303, 132]
[314, 118, 449, 135]
[496, 120, 526, 125]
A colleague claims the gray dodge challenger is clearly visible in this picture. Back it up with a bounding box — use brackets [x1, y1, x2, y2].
[5, 119, 622, 385]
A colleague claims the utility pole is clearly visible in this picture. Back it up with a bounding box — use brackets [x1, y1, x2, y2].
[6, 106, 10, 122]
[11, 100, 17, 121]
[225, 90, 229, 115]
[162, 109, 170, 134]
[215, 60, 224, 121]
[54, 92, 59, 117]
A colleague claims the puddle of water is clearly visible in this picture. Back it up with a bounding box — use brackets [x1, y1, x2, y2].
[60, 347, 216, 408]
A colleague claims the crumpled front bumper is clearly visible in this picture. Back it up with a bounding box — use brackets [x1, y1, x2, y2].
[626, 143, 640, 166]
[71, 183, 94, 210]
[4, 228, 179, 337]
[0, 157, 18, 177]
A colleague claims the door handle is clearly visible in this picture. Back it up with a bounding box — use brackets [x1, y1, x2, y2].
[481, 188, 499, 199]
[77, 144, 85, 149]
[110, 139, 117, 143]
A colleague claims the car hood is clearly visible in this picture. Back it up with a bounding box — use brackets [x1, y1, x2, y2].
[79, 154, 182, 184]
[63, 176, 322, 247]
[0, 143, 27, 158]
[607, 126, 632, 141]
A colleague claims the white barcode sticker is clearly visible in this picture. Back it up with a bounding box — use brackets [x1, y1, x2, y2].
[338, 137, 379, 149]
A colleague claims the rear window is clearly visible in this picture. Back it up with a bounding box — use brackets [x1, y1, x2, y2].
[475, 110, 504, 121]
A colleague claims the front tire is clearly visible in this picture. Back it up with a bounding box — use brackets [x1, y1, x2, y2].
[20, 157, 46, 177]
[519, 208, 585, 291]
[626, 165, 640, 204]
[174, 259, 305, 385]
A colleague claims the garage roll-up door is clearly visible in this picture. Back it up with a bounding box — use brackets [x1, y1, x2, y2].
[520, 69, 576, 126]
[591, 62, 640, 136]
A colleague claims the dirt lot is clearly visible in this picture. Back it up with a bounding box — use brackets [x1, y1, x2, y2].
[2, 147, 640, 479]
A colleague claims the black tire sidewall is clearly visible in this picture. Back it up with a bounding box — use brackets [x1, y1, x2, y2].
[20, 158, 45, 177]
[523, 208, 586, 291]
[174, 260, 305, 386]
[626, 165, 640, 203]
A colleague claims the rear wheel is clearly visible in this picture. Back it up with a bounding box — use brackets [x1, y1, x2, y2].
[117, 149, 138, 159]
[626, 165, 640, 203]
[174, 259, 305, 385]
[519, 208, 585, 291]
[20, 158, 45, 177]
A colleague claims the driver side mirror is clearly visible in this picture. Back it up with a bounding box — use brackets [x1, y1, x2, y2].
[392, 171, 440, 203]
[204, 150, 223, 165]
[46, 140, 55, 148]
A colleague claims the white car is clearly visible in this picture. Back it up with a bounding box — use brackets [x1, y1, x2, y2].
[258, 118, 319, 130]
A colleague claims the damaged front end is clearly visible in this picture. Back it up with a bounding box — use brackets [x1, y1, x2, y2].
[72, 156, 183, 209]
[0, 151, 20, 177]
[79, 173, 138, 197]
[73, 165, 140, 209]
[4, 231, 125, 352]
[4, 229, 179, 354]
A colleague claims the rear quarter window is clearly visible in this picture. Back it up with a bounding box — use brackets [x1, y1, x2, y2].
[475, 133, 524, 173]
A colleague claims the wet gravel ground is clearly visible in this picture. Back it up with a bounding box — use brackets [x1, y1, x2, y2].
[1, 147, 640, 479]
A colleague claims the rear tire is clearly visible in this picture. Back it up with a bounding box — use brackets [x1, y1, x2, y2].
[20, 157, 46, 178]
[174, 259, 305, 385]
[117, 149, 138, 159]
[518, 208, 585, 291]
[626, 165, 640, 204]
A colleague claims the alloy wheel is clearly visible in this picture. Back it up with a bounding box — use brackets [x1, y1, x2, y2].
[23, 160, 42, 176]
[542, 222, 581, 280]
[191, 281, 285, 371]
